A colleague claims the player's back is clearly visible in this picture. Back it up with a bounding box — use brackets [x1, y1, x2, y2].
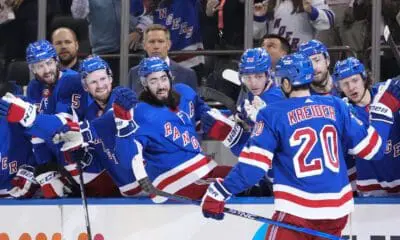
[261, 95, 354, 219]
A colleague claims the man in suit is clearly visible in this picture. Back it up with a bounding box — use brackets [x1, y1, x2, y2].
[129, 24, 198, 95]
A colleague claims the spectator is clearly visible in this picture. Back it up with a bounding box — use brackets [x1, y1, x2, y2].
[316, 0, 368, 59]
[51, 27, 80, 71]
[129, 24, 198, 95]
[253, 0, 335, 50]
[71, 0, 144, 85]
[132, 0, 205, 84]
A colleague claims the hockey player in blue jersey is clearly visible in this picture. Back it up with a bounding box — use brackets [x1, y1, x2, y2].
[333, 57, 400, 196]
[230, 48, 284, 156]
[200, 53, 400, 239]
[68, 56, 141, 197]
[299, 39, 338, 96]
[0, 83, 38, 198]
[87, 56, 240, 203]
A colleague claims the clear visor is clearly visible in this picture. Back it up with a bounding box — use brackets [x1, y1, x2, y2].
[30, 58, 56, 73]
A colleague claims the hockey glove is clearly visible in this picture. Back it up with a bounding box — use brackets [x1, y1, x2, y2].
[35, 163, 74, 198]
[202, 108, 243, 148]
[8, 165, 39, 198]
[370, 79, 400, 124]
[112, 86, 138, 137]
[201, 178, 231, 220]
[0, 93, 37, 127]
[53, 121, 87, 151]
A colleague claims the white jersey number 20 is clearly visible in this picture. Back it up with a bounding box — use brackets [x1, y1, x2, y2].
[289, 125, 340, 178]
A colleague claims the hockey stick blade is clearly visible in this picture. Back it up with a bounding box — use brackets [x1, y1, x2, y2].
[199, 86, 238, 114]
[138, 177, 344, 240]
[383, 25, 400, 68]
[222, 69, 241, 86]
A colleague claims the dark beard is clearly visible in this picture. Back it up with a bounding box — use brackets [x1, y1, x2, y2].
[139, 88, 181, 110]
[60, 56, 75, 67]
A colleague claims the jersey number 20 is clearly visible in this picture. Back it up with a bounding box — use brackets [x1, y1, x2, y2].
[289, 125, 339, 178]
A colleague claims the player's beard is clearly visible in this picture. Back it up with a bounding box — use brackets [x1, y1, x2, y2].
[140, 87, 181, 110]
[35, 67, 60, 86]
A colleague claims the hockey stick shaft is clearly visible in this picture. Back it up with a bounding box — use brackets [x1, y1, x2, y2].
[383, 25, 400, 68]
[138, 178, 344, 240]
[76, 161, 93, 240]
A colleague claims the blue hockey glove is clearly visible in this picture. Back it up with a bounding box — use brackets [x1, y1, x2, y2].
[202, 108, 243, 148]
[201, 178, 232, 220]
[112, 87, 138, 137]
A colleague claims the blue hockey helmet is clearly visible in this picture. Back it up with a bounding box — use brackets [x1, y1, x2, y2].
[239, 48, 271, 78]
[332, 57, 367, 83]
[26, 40, 57, 65]
[275, 53, 314, 86]
[80, 55, 112, 79]
[298, 39, 329, 59]
[138, 57, 171, 86]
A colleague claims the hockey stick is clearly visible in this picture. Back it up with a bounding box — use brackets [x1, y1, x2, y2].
[76, 159, 93, 240]
[199, 86, 238, 114]
[383, 25, 400, 68]
[222, 69, 241, 86]
[138, 177, 345, 240]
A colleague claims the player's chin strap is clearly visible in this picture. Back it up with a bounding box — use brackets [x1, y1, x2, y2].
[138, 177, 345, 240]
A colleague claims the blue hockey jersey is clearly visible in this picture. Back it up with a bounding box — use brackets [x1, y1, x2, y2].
[115, 83, 217, 203]
[348, 84, 400, 196]
[26, 69, 88, 167]
[222, 95, 391, 219]
[82, 92, 141, 196]
[0, 118, 35, 197]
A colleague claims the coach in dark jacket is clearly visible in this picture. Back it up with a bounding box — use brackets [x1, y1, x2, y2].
[128, 24, 198, 94]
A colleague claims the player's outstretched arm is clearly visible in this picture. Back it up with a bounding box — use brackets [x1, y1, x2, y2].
[201, 114, 276, 220]
[347, 79, 400, 160]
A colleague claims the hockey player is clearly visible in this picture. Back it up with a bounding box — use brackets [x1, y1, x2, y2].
[200, 52, 400, 239]
[0, 83, 38, 198]
[298, 39, 338, 96]
[25, 40, 86, 116]
[253, 0, 335, 50]
[71, 56, 141, 196]
[333, 57, 400, 196]
[0, 56, 141, 197]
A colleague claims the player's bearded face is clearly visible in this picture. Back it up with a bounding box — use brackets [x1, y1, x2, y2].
[310, 54, 329, 84]
[146, 71, 171, 102]
[85, 69, 113, 103]
[31, 58, 58, 85]
[338, 74, 366, 103]
[242, 73, 269, 96]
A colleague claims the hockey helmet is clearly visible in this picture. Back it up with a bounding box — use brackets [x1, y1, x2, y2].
[80, 55, 112, 79]
[332, 57, 367, 83]
[275, 53, 314, 86]
[298, 39, 329, 59]
[26, 40, 57, 65]
[239, 48, 271, 79]
[138, 57, 171, 86]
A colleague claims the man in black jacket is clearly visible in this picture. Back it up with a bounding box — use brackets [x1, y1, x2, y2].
[129, 24, 198, 95]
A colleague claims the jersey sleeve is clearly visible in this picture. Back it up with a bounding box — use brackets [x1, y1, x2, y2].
[339, 98, 391, 161]
[310, 0, 335, 30]
[223, 111, 277, 194]
[55, 72, 87, 119]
